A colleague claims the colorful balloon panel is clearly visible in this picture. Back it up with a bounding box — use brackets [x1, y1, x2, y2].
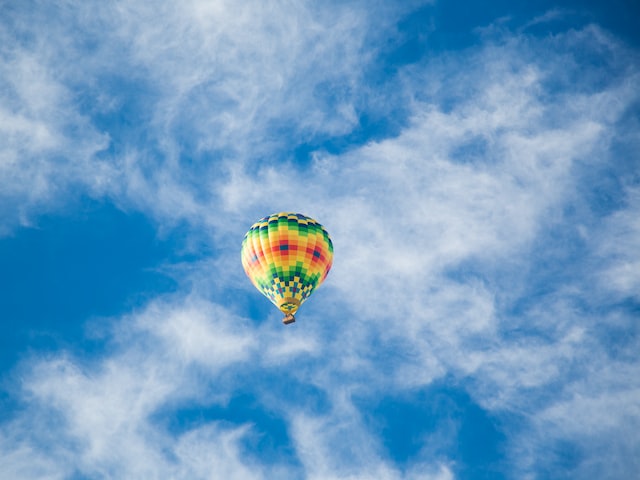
[241, 212, 333, 315]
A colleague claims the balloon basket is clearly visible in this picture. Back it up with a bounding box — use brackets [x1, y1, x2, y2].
[283, 314, 296, 325]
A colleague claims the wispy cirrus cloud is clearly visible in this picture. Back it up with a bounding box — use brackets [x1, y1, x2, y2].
[207, 24, 640, 477]
[0, 1, 639, 479]
[0, 0, 388, 233]
[595, 186, 640, 300]
[1, 296, 262, 478]
[0, 41, 111, 233]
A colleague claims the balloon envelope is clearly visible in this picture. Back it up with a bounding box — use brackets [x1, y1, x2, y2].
[241, 212, 333, 317]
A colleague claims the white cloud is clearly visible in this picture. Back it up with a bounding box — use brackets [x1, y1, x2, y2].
[507, 353, 640, 478]
[0, 296, 265, 479]
[288, 407, 454, 480]
[203, 25, 640, 478]
[217, 25, 638, 478]
[0, 0, 385, 234]
[0, 434, 69, 480]
[1, 2, 640, 478]
[595, 186, 640, 299]
[171, 424, 266, 480]
[0, 43, 112, 233]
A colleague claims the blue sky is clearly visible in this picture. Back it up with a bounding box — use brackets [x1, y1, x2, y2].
[1, 1, 639, 478]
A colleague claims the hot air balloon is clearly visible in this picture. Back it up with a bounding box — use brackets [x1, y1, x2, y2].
[241, 212, 333, 324]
